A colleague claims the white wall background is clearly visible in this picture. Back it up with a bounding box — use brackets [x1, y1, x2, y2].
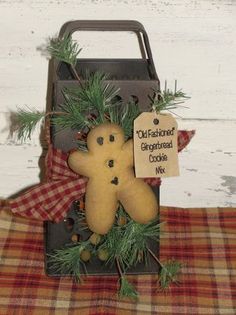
[0, 0, 236, 207]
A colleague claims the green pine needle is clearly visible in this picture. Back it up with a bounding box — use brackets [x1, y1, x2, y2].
[107, 100, 121, 125]
[77, 71, 120, 125]
[15, 107, 45, 140]
[52, 71, 122, 130]
[47, 35, 82, 66]
[120, 102, 140, 139]
[151, 83, 190, 113]
[119, 276, 138, 300]
[51, 91, 91, 131]
[46, 204, 181, 295]
[98, 205, 161, 271]
[47, 242, 89, 282]
[159, 260, 182, 290]
[13, 71, 135, 139]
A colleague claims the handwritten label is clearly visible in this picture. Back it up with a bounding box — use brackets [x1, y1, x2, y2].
[133, 112, 179, 178]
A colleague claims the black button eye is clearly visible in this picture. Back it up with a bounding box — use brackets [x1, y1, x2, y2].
[108, 160, 114, 168]
[97, 137, 104, 145]
[109, 135, 115, 142]
[111, 177, 119, 185]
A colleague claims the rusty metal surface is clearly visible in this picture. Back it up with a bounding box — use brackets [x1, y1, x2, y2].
[45, 20, 160, 276]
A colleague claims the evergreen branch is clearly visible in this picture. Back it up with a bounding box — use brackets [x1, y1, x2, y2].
[147, 248, 182, 290]
[78, 71, 120, 124]
[70, 65, 82, 82]
[14, 107, 69, 140]
[116, 258, 138, 300]
[98, 205, 161, 271]
[51, 95, 91, 131]
[151, 81, 190, 113]
[121, 219, 162, 268]
[159, 260, 182, 290]
[120, 102, 141, 139]
[107, 101, 121, 125]
[14, 71, 137, 140]
[116, 256, 123, 277]
[47, 241, 90, 282]
[47, 35, 82, 67]
[61, 71, 121, 127]
[15, 107, 45, 140]
[119, 276, 139, 300]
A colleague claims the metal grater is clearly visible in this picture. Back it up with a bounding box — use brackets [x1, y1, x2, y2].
[44, 20, 161, 276]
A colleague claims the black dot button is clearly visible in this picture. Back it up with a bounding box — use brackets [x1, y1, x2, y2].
[111, 177, 119, 185]
[109, 135, 115, 142]
[108, 160, 114, 168]
[97, 137, 104, 145]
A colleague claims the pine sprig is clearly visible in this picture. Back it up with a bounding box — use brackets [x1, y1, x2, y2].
[107, 98, 121, 125]
[121, 219, 162, 268]
[13, 71, 134, 140]
[151, 81, 189, 113]
[51, 90, 91, 130]
[75, 71, 120, 125]
[148, 247, 182, 290]
[47, 35, 82, 67]
[51, 71, 139, 137]
[159, 260, 182, 290]
[120, 102, 141, 139]
[98, 206, 161, 271]
[15, 107, 45, 140]
[119, 276, 138, 300]
[51, 71, 121, 129]
[47, 241, 89, 282]
[47, 205, 181, 295]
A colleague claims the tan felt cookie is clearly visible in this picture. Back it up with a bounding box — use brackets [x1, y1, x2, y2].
[68, 123, 158, 235]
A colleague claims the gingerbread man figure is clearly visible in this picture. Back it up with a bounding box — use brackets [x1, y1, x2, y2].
[68, 123, 158, 235]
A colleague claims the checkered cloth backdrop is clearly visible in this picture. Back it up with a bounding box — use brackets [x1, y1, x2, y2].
[0, 129, 204, 314]
[0, 205, 236, 314]
[8, 130, 195, 222]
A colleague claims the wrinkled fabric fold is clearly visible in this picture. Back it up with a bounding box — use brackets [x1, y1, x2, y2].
[9, 148, 87, 222]
[7, 130, 195, 222]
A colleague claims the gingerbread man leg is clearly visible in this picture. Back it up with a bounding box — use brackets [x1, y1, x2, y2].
[85, 179, 118, 235]
[117, 179, 157, 224]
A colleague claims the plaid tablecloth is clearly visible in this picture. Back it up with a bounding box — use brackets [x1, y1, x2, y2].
[0, 206, 235, 315]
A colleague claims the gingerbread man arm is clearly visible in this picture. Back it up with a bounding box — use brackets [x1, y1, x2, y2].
[121, 139, 134, 166]
[68, 151, 94, 177]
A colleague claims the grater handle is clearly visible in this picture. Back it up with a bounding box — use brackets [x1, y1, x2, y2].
[59, 20, 146, 35]
[59, 20, 158, 79]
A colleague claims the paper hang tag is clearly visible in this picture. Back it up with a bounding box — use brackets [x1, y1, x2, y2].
[133, 112, 179, 178]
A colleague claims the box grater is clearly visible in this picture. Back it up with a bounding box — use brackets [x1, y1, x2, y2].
[44, 20, 161, 276]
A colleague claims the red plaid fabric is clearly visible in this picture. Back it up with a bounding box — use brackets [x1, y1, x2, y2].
[144, 177, 162, 186]
[8, 130, 194, 222]
[9, 148, 87, 222]
[0, 206, 235, 314]
[177, 130, 195, 152]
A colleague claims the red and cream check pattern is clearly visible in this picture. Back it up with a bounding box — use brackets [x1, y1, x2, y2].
[8, 130, 195, 222]
[177, 130, 195, 152]
[10, 148, 87, 222]
[0, 206, 235, 314]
